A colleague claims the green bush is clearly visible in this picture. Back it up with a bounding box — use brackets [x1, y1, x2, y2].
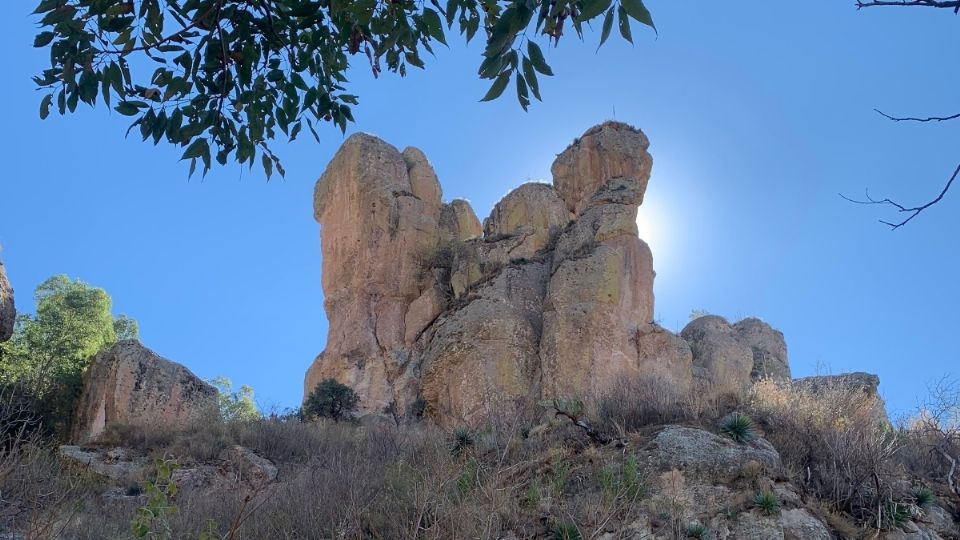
[719, 412, 755, 443]
[753, 491, 781, 515]
[303, 379, 359, 422]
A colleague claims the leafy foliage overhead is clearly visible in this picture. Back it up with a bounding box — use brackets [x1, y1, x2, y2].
[31, 0, 655, 178]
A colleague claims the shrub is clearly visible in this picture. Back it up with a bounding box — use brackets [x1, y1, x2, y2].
[303, 379, 359, 422]
[753, 491, 781, 515]
[749, 379, 900, 525]
[719, 413, 755, 443]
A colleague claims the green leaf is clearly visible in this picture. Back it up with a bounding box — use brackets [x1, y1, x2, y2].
[522, 57, 541, 101]
[599, 7, 615, 48]
[33, 31, 55, 48]
[576, 0, 612, 23]
[515, 72, 530, 111]
[423, 8, 447, 45]
[618, 5, 633, 44]
[527, 41, 553, 76]
[620, 0, 655, 31]
[262, 153, 273, 180]
[480, 72, 510, 102]
[39, 94, 53, 119]
[115, 101, 139, 116]
[181, 138, 209, 160]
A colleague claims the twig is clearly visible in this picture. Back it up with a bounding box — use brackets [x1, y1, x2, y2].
[874, 109, 960, 123]
[839, 162, 960, 229]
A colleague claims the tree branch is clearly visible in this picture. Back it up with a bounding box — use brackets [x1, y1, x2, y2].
[875, 109, 960, 123]
[840, 162, 960, 229]
[857, 0, 960, 8]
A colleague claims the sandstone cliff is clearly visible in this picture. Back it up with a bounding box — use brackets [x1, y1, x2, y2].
[304, 122, 790, 426]
[0, 257, 14, 342]
[72, 340, 216, 443]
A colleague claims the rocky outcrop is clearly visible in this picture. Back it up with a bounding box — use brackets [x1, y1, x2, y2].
[305, 123, 787, 425]
[71, 340, 217, 444]
[0, 258, 14, 342]
[681, 315, 791, 390]
[646, 425, 781, 482]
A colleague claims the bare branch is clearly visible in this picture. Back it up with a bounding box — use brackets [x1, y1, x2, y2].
[875, 109, 960, 123]
[840, 162, 960, 229]
[857, 0, 960, 8]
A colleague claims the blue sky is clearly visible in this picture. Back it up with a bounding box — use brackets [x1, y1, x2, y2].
[1, 3, 957, 418]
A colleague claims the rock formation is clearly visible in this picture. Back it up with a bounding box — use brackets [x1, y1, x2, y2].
[71, 340, 217, 444]
[303, 121, 876, 428]
[303, 122, 682, 425]
[0, 257, 14, 342]
[681, 315, 791, 391]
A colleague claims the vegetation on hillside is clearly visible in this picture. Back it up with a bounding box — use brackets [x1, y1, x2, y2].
[3, 367, 958, 538]
[0, 275, 138, 437]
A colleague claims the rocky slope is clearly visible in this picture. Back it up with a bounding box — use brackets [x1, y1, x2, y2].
[303, 122, 792, 426]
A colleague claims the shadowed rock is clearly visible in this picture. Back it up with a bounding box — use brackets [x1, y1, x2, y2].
[71, 340, 216, 444]
[0, 257, 14, 342]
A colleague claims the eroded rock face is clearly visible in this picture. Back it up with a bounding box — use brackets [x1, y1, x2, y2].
[681, 315, 791, 391]
[303, 123, 745, 424]
[0, 258, 14, 342]
[71, 340, 216, 444]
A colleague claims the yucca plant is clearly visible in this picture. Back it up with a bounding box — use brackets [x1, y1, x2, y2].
[449, 427, 475, 457]
[719, 413, 756, 443]
[912, 486, 935, 509]
[551, 522, 581, 540]
[753, 491, 781, 515]
[686, 522, 708, 538]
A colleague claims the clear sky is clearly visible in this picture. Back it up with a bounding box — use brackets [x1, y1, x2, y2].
[1, 3, 957, 418]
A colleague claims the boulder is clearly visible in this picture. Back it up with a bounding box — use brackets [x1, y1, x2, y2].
[734, 317, 791, 382]
[220, 445, 278, 490]
[59, 445, 147, 482]
[0, 258, 14, 342]
[729, 511, 785, 540]
[646, 425, 781, 482]
[551, 121, 652, 216]
[483, 183, 570, 258]
[439, 199, 482, 241]
[780, 508, 832, 540]
[681, 315, 790, 391]
[71, 340, 217, 444]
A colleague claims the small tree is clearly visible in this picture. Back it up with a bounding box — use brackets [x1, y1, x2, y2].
[304, 379, 359, 423]
[208, 376, 260, 422]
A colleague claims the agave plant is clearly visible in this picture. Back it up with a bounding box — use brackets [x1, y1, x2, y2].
[719, 412, 756, 443]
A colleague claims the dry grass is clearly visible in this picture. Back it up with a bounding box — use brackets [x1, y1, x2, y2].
[748, 379, 904, 525]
